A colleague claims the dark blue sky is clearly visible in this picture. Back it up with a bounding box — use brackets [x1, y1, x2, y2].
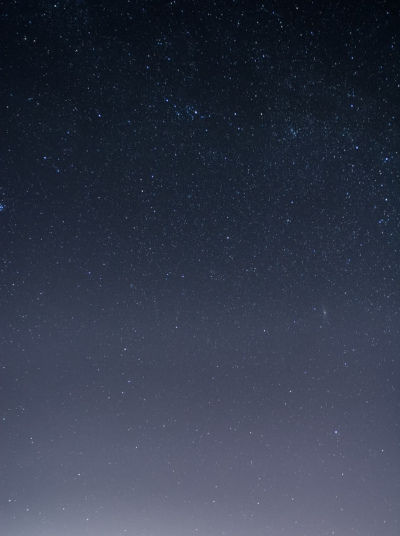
[1, 1, 399, 535]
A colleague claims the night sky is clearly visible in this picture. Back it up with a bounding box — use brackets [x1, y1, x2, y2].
[1, 1, 400, 535]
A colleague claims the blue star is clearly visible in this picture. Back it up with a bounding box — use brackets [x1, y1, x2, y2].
[0, 203, 5, 212]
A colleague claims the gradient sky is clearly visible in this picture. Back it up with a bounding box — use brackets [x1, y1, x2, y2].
[1, 1, 399, 535]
